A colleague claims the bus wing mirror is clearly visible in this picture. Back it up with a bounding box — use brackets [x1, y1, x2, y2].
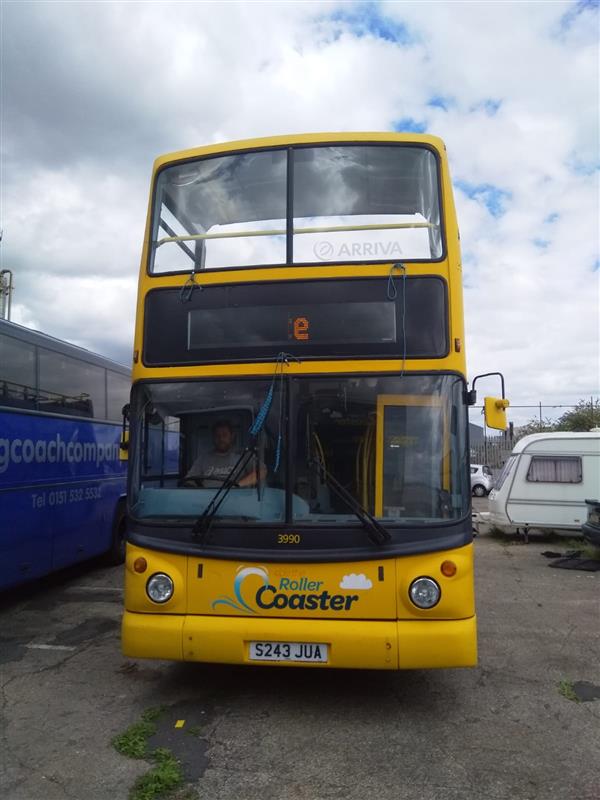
[119, 431, 129, 461]
[120, 403, 130, 461]
[484, 397, 510, 431]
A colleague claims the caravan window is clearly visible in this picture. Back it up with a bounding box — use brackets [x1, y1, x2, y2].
[494, 455, 517, 490]
[526, 456, 582, 484]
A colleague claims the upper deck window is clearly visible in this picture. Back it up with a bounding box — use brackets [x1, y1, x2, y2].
[152, 149, 288, 273]
[149, 144, 442, 274]
[292, 146, 441, 263]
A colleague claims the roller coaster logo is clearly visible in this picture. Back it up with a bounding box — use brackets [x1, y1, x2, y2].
[211, 565, 370, 614]
[211, 566, 270, 614]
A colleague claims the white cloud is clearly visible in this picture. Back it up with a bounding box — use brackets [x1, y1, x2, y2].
[0, 1, 597, 426]
[340, 573, 373, 590]
[3, 166, 146, 278]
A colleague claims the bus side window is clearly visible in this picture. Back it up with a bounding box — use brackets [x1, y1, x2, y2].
[0, 333, 37, 409]
[39, 348, 107, 419]
[107, 370, 131, 421]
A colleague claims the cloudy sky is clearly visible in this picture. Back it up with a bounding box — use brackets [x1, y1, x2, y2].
[1, 0, 598, 426]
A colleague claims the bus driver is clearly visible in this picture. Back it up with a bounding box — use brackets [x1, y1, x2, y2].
[184, 419, 266, 488]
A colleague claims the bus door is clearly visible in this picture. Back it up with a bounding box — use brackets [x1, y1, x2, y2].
[375, 394, 449, 520]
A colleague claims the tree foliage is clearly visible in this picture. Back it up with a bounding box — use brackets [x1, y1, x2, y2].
[514, 417, 556, 441]
[555, 399, 600, 432]
[514, 399, 600, 441]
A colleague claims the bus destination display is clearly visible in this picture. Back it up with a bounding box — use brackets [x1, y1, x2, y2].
[188, 303, 397, 350]
[143, 277, 448, 365]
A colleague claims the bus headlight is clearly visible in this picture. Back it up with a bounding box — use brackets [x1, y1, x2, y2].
[409, 577, 441, 609]
[146, 573, 174, 603]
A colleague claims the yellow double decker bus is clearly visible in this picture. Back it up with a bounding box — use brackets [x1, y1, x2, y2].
[122, 133, 507, 670]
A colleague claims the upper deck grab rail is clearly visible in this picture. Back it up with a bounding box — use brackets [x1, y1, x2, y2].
[156, 221, 436, 248]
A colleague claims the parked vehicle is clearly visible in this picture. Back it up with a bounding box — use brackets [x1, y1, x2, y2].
[470, 464, 493, 497]
[0, 319, 130, 589]
[489, 432, 600, 536]
[582, 499, 600, 547]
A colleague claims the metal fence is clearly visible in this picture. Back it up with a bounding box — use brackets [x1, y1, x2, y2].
[469, 397, 599, 469]
[470, 439, 513, 469]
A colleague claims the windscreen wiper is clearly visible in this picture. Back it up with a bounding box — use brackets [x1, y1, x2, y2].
[190, 352, 294, 543]
[308, 458, 391, 546]
[191, 446, 258, 542]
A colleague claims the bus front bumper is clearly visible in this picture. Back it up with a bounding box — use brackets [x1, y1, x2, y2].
[122, 611, 477, 669]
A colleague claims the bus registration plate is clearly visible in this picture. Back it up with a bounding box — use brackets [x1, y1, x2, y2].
[249, 641, 328, 663]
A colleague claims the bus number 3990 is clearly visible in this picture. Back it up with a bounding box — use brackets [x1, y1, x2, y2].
[277, 533, 301, 545]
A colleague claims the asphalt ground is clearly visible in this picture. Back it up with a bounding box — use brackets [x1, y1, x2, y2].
[1, 499, 599, 800]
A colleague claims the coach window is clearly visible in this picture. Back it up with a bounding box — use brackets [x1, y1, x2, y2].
[0, 333, 36, 408]
[38, 349, 107, 419]
[107, 370, 131, 421]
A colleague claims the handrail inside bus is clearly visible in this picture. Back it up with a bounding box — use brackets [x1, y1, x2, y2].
[155, 221, 437, 248]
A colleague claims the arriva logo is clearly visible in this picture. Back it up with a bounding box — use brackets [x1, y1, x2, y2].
[313, 240, 404, 261]
[211, 566, 372, 614]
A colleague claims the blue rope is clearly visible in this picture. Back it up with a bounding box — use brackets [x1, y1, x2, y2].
[273, 433, 282, 472]
[249, 383, 274, 436]
[248, 353, 285, 439]
[387, 262, 405, 300]
[272, 352, 285, 472]
[387, 270, 397, 299]
[387, 263, 407, 375]
[249, 352, 297, 472]
[179, 272, 203, 303]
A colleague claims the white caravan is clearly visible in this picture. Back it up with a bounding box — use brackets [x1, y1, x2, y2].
[488, 432, 600, 536]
